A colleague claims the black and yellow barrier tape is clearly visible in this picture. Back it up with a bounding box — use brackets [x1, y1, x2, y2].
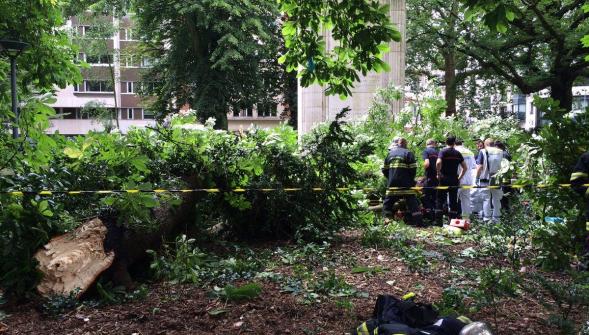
[1, 184, 588, 196]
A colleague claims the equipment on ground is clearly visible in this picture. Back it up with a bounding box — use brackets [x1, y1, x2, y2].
[450, 219, 470, 230]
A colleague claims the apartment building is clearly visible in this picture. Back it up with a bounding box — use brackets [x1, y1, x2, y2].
[48, 14, 284, 135]
[511, 80, 589, 131]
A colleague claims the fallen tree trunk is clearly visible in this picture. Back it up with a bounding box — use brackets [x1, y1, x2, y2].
[34, 181, 200, 297]
[35, 218, 114, 298]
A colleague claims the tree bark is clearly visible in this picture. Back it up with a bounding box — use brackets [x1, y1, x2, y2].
[444, 51, 457, 117]
[550, 75, 574, 112]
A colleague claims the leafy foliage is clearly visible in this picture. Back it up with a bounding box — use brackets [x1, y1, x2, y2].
[278, 0, 401, 97]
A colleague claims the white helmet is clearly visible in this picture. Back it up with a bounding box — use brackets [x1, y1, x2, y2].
[459, 322, 494, 335]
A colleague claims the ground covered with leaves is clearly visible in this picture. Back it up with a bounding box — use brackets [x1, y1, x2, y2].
[3, 217, 588, 335]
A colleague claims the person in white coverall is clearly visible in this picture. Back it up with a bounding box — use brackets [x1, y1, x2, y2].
[476, 138, 505, 223]
[455, 139, 477, 219]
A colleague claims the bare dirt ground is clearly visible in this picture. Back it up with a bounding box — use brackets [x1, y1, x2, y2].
[2, 227, 584, 335]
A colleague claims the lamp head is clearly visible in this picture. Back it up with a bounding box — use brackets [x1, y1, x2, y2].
[0, 40, 29, 58]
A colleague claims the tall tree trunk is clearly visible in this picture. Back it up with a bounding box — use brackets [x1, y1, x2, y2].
[444, 51, 457, 117]
[214, 109, 228, 130]
[550, 76, 574, 112]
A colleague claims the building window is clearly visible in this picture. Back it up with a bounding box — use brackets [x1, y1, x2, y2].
[141, 57, 152, 68]
[60, 108, 78, 119]
[86, 54, 113, 65]
[84, 80, 113, 93]
[77, 25, 91, 36]
[512, 94, 526, 120]
[126, 81, 134, 93]
[73, 84, 79, 92]
[75, 52, 86, 63]
[258, 103, 278, 117]
[573, 95, 589, 111]
[121, 28, 135, 41]
[143, 109, 156, 120]
[233, 106, 254, 117]
[127, 108, 134, 120]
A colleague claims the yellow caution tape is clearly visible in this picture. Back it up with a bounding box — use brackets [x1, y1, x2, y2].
[2, 182, 589, 195]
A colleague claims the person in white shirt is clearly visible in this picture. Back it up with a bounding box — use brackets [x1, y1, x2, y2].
[455, 139, 476, 219]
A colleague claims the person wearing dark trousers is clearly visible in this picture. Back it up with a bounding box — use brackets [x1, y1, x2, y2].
[435, 135, 467, 226]
[383, 137, 424, 227]
[422, 139, 439, 222]
[571, 152, 589, 256]
[495, 140, 512, 212]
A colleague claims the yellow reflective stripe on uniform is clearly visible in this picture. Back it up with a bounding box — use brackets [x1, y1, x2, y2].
[126, 190, 140, 193]
[389, 163, 416, 169]
[39, 191, 52, 195]
[586, 222, 589, 232]
[402, 292, 416, 300]
[357, 322, 369, 335]
[571, 172, 588, 181]
[10, 191, 23, 196]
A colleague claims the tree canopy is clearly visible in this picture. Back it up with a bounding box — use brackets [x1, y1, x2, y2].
[458, 0, 589, 111]
[134, 0, 285, 129]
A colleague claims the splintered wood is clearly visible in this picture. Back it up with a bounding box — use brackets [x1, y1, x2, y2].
[35, 218, 115, 298]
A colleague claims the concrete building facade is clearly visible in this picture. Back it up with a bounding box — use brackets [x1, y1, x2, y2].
[297, 0, 406, 135]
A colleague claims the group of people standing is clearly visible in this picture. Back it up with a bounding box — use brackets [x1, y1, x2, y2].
[382, 135, 509, 226]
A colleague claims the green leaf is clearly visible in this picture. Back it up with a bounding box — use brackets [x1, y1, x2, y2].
[278, 54, 287, 64]
[208, 308, 228, 316]
[64, 147, 83, 159]
[496, 23, 507, 33]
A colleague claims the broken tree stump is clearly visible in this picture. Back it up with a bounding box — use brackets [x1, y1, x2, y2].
[34, 218, 115, 298]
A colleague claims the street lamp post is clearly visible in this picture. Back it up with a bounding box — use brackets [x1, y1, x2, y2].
[0, 40, 29, 138]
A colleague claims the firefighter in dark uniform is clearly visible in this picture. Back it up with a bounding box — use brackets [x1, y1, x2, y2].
[383, 137, 424, 226]
[422, 139, 439, 221]
[571, 152, 589, 254]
